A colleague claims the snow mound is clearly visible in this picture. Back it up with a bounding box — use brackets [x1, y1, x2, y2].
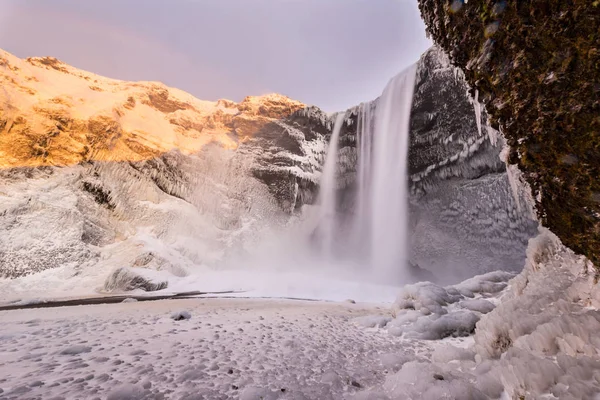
[459, 299, 495, 314]
[470, 227, 600, 398]
[387, 271, 514, 340]
[355, 228, 600, 399]
[395, 310, 480, 340]
[170, 310, 191, 321]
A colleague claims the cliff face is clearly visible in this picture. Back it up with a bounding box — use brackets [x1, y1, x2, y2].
[0, 49, 312, 167]
[330, 48, 538, 282]
[417, 0, 600, 266]
[408, 47, 538, 281]
[0, 49, 330, 284]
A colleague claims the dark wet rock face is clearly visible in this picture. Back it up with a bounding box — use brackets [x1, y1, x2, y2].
[244, 106, 332, 212]
[408, 48, 538, 282]
[418, 0, 600, 266]
[333, 47, 538, 282]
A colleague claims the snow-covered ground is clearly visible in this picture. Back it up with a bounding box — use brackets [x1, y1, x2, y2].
[0, 298, 407, 400]
[2, 228, 599, 400]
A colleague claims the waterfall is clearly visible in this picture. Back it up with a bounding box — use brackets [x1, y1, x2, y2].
[316, 112, 345, 258]
[314, 65, 417, 284]
[364, 64, 417, 281]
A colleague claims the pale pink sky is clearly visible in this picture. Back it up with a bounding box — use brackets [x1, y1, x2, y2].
[0, 0, 431, 111]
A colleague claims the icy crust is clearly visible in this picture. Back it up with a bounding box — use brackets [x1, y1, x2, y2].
[352, 229, 600, 399]
[374, 271, 513, 341]
[472, 228, 600, 398]
[0, 143, 294, 297]
[0, 299, 408, 400]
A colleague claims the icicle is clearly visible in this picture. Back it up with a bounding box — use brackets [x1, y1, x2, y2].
[473, 89, 482, 137]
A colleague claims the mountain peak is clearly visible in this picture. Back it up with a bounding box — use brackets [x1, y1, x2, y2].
[238, 93, 305, 119]
[0, 49, 309, 168]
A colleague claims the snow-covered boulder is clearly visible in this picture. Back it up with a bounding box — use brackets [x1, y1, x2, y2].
[103, 267, 168, 292]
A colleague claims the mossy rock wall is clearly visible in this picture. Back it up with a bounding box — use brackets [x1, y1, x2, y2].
[418, 0, 600, 265]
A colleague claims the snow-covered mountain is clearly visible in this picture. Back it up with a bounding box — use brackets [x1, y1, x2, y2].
[0, 46, 537, 299]
[0, 49, 332, 297]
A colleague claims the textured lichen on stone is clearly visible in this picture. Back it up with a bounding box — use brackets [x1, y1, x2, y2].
[418, 0, 600, 265]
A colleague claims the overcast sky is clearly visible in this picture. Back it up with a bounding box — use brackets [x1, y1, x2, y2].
[0, 0, 431, 111]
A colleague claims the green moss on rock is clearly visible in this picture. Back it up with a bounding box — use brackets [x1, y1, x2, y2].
[418, 0, 600, 266]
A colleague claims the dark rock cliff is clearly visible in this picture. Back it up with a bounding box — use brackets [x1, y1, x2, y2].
[418, 0, 600, 265]
[332, 47, 538, 282]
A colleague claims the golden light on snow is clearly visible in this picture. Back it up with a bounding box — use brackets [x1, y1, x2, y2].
[0, 49, 305, 168]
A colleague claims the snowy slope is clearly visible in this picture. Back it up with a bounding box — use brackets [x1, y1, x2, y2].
[0, 49, 332, 301]
[0, 48, 309, 167]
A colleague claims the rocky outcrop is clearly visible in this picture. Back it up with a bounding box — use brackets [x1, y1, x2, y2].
[103, 267, 168, 292]
[417, 0, 600, 266]
[332, 47, 538, 282]
[0, 49, 306, 167]
[0, 49, 330, 283]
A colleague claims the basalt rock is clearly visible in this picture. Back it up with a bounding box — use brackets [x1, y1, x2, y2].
[417, 0, 600, 266]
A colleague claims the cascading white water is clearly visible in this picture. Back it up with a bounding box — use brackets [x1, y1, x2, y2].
[353, 65, 418, 281]
[353, 102, 374, 257]
[313, 65, 417, 283]
[366, 64, 417, 280]
[316, 112, 345, 258]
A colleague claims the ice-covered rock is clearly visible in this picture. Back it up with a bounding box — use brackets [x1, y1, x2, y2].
[324, 46, 538, 283]
[387, 271, 513, 340]
[373, 228, 600, 398]
[103, 267, 168, 293]
[407, 48, 538, 282]
[170, 310, 192, 321]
